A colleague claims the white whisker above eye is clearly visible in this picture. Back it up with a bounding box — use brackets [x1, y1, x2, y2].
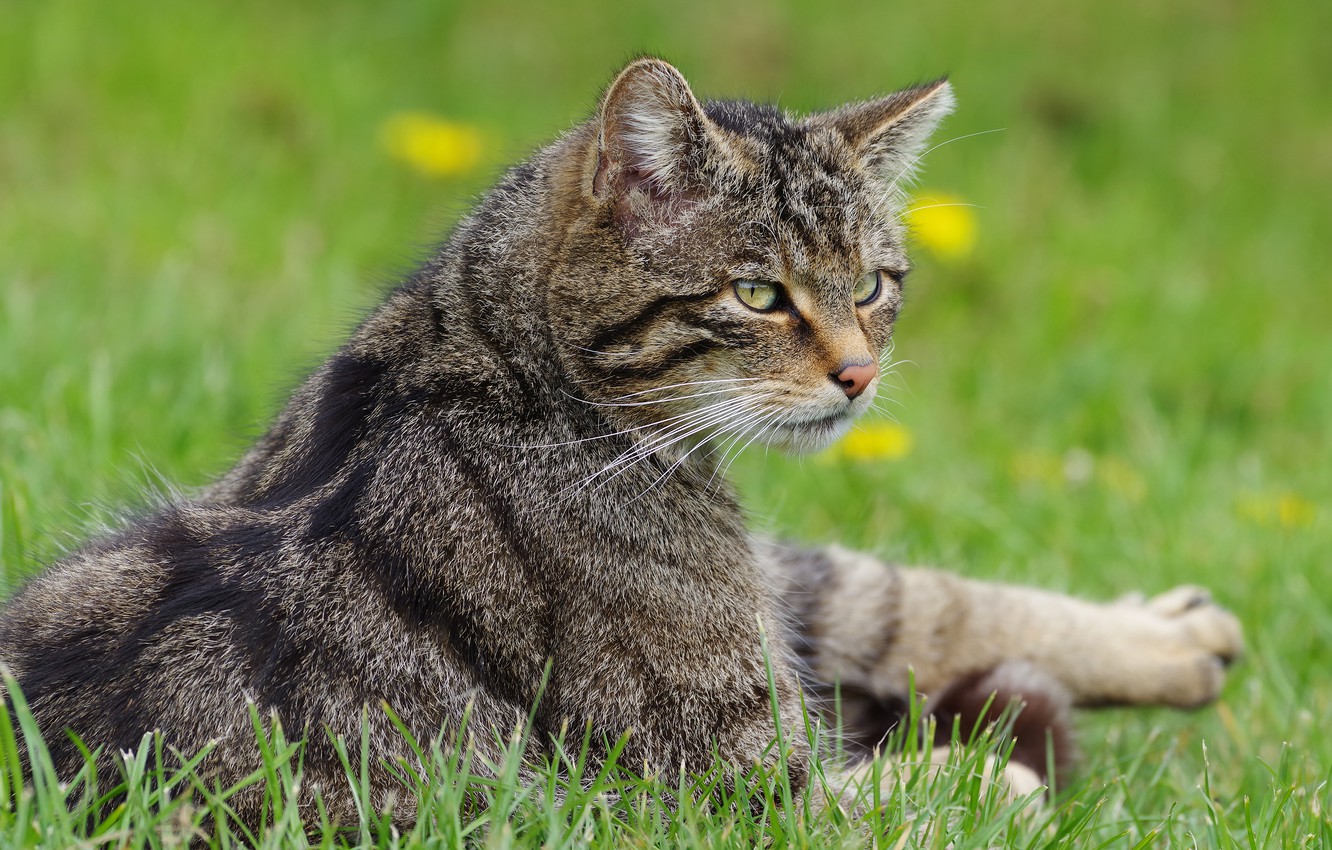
[882, 127, 1005, 201]
[902, 201, 982, 216]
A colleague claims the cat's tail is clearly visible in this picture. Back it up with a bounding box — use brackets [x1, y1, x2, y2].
[930, 661, 1076, 790]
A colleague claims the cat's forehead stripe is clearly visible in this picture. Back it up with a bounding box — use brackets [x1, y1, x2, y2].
[704, 100, 863, 269]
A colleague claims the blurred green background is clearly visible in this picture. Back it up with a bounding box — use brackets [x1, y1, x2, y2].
[2, 0, 1330, 840]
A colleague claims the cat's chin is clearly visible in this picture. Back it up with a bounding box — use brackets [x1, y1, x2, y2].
[762, 411, 856, 455]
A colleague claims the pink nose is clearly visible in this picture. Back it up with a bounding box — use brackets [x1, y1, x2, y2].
[831, 361, 877, 399]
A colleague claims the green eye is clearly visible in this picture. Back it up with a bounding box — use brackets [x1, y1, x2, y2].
[733, 279, 782, 312]
[854, 270, 882, 306]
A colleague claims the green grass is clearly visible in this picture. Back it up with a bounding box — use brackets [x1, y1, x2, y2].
[2, 0, 1329, 846]
[0, 668, 1061, 849]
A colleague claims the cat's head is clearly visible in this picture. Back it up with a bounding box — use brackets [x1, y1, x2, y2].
[547, 58, 953, 454]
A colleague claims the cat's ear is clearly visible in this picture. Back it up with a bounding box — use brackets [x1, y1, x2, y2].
[808, 79, 955, 196]
[593, 58, 716, 203]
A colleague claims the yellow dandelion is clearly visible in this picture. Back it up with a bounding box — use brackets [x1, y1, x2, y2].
[1236, 491, 1316, 529]
[1278, 494, 1317, 528]
[905, 191, 977, 261]
[380, 111, 484, 178]
[837, 422, 913, 462]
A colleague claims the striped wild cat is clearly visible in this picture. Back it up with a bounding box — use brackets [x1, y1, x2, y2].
[0, 58, 1242, 822]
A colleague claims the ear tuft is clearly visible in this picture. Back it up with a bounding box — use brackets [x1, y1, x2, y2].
[595, 58, 710, 199]
[808, 79, 956, 200]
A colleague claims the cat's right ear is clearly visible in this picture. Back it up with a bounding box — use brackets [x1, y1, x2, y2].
[592, 58, 715, 207]
[807, 79, 956, 200]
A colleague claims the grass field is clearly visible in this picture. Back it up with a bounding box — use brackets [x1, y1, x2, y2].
[2, 0, 1329, 846]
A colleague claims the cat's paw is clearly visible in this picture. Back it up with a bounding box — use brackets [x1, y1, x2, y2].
[1143, 584, 1214, 617]
[1118, 585, 1243, 707]
[1145, 585, 1243, 665]
[1115, 584, 1212, 615]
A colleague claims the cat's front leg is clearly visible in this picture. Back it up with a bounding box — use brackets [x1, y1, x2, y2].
[763, 543, 1243, 710]
[894, 569, 1244, 709]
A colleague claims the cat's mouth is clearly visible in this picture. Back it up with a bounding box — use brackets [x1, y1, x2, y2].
[765, 407, 857, 452]
[784, 410, 848, 430]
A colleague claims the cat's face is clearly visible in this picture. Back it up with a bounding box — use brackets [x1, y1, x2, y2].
[548, 59, 953, 455]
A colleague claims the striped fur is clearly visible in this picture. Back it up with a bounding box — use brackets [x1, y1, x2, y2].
[0, 59, 1241, 824]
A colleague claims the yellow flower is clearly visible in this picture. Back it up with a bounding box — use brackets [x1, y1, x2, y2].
[1236, 492, 1316, 529]
[836, 422, 913, 462]
[380, 112, 484, 178]
[905, 191, 976, 261]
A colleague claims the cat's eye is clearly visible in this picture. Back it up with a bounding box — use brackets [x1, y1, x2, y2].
[733, 279, 783, 312]
[854, 270, 882, 306]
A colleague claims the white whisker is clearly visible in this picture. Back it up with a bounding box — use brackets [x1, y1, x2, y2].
[496, 398, 744, 450]
[604, 376, 758, 400]
[883, 127, 1004, 200]
[628, 399, 776, 505]
[717, 408, 786, 483]
[561, 393, 769, 499]
[591, 400, 750, 476]
[562, 384, 754, 409]
[903, 202, 983, 216]
[703, 422, 764, 494]
[700, 412, 772, 494]
[566, 344, 639, 358]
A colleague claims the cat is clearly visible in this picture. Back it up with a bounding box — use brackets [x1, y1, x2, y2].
[0, 57, 1242, 824]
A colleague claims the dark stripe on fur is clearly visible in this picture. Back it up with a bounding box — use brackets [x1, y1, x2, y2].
[305, 462, 373, 542]
[587, 291, 717, 354]
[589, 337, 723, 381]
[861, 570, 903, 674]
[241, 353, 386, 508]
[692, 315, 759, 347]
[778, 547, 835, 667]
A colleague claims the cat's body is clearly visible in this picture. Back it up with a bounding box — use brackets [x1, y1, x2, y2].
[0, 60, 1241, 823]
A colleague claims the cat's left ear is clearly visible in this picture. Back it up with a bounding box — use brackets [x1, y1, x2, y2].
[807, 79, 955, 195]
[592, 58, 719, 204]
